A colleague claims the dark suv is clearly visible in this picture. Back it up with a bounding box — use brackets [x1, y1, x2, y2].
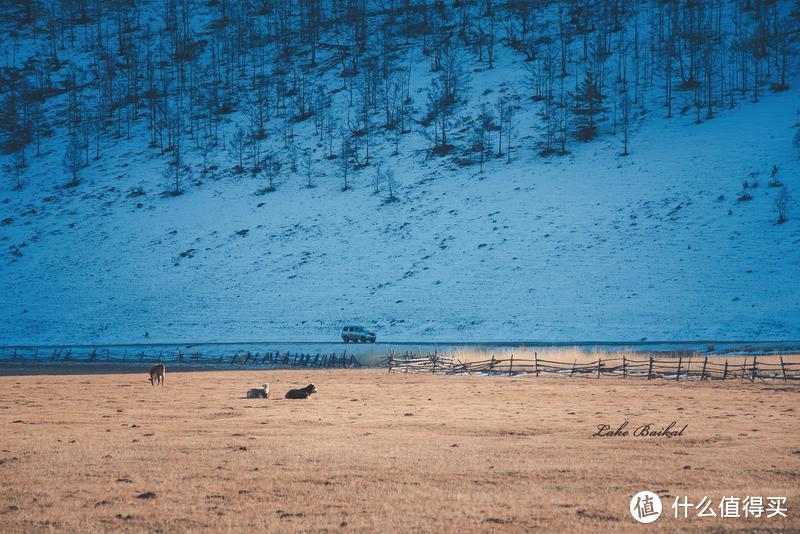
[341, 326, 376, 343]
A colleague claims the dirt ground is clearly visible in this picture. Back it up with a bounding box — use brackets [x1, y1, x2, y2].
[0, 369, 797, 532]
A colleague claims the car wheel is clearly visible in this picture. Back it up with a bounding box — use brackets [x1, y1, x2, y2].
[342, 337, 349, 343]
[360, 336, 366, 342]
[370, 339, 376, 343]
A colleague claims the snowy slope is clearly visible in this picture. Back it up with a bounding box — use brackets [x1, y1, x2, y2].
[1, 1, 799, 345]
[2, 82, 799, 344]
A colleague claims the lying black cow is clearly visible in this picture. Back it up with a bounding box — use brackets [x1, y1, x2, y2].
[285, 384, 317, 399]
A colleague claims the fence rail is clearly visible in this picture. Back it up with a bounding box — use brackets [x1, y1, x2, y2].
[0, 346, 360, 369]
[3, 345, 799, 382]
[380, 351, 800, 382]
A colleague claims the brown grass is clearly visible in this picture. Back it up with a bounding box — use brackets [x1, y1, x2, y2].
[0, 369, 798, 532]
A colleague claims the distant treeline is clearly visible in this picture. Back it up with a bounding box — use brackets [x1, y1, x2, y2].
[1, 0, 796, 191]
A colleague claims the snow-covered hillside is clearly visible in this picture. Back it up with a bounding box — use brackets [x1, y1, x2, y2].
[3, 86, 798, 344]
[1, 0, 798, 344]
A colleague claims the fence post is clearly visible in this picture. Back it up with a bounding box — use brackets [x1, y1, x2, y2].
[534, 352, 539, 377]
[596, 358, 602, 379]
[675, 355, 682, 381]
[750, 355, 757, 383]
[622, 355, 627, 378]
[388, 352, 394, 373]
[508, 354, 514, 376]
[780, 356, 787, 383]
[570, 359, 576, 377]
[647, 356, 653, 380]
[723, 359, 728, 381]
[490, 355, 496, 375]
[701, 357, 708, 381]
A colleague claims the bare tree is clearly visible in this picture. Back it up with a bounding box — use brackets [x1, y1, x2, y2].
[262, 151, 279, 192]
[301, 148, 314, 188]
[10, 152, 25, 190]
[471, 106, 491, 173]
[229, 127, 247, 173]
[384, 168, 399, 203]
[63, 135, 82, 187]
[373, 164, 382, 195]
[426, 45, 469, 152]
[496, 97, 515, 162]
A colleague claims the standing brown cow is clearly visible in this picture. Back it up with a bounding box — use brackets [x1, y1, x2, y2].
[149, 363, 165, 386]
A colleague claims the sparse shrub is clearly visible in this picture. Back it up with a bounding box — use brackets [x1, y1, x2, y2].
[776, 185, 790, 224]
[574, 124, 598, 142]
[431, 144, 454, 156]
[768, 165, 782, 187]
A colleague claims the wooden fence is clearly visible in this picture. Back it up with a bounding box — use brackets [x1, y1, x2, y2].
[0, 346, 360, 368]
[3, 345, 799, 381]
[381, 351, 800, 382]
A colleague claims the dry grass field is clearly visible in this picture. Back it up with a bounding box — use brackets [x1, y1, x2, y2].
[0, 368, 798, 532]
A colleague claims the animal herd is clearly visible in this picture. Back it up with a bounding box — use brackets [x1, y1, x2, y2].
[148, 363, 317, 399]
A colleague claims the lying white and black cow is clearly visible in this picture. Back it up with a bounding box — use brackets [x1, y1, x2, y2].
[246, 384, 270, 399]
[284, 384, 317, 399]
